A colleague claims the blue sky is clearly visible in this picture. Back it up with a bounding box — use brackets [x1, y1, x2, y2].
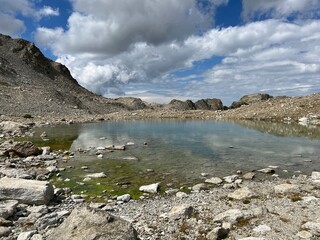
[1, 0, 320, 105]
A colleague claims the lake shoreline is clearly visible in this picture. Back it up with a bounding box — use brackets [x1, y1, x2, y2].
[0, 138, 319, 239]
[0, 110, 320, 239]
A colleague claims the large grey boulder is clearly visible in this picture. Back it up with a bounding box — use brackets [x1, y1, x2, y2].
[46, 206, 138, 240]
[4, 141, 41, 157]
[0, 177, 54, 205]
[195, 98, 223, 110]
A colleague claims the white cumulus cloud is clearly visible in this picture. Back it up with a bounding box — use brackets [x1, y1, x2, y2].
[242, 0, 320, 20]
[0, 0, 59, 37]
[38, 0, 221, 55]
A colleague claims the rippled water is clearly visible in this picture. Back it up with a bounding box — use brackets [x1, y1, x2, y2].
[30, 120, 320, 197]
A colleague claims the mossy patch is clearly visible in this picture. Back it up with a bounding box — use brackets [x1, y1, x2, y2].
[51, 157, 191, 201]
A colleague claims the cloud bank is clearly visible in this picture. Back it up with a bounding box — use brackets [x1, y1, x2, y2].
[1, 0, 320, 104]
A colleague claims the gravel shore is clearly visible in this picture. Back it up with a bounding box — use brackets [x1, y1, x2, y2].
[0, 109, 320, 239]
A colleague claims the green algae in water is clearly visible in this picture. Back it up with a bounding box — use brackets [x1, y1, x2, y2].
[19, 136, 76, 150]
[51, 158, 187, 200]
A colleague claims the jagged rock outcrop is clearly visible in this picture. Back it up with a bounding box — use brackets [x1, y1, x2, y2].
[166, 98, 224, 111]
[195, 98, 223, 110]
[230, 93, 273, 109]
[115, 97, 148, 110]
[167, 99, 196, 110]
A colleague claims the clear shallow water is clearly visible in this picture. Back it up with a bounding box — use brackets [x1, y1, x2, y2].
[33, 120, 320, 175]
[30, 120, 320, 197]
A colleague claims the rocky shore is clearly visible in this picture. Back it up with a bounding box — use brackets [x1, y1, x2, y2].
[0, 120, 320, 239]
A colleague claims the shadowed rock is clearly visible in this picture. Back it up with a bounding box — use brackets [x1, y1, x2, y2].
[46, 206, 138, 240]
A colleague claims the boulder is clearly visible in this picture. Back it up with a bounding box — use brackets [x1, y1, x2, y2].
[228, 187, 255, 200]
[214, 207, 266, 225]
[205, 177, 223, 185]
[139, 183, 159, 194]
[230, 93, 272, 109]
[0, 177, 54, 205]
[214, 209, 244, 224]
[223, 175, 238, 183]
[36, 211, 70, 230]
[176, 192, 188, 198]
[167, 99, 196, 110]
[274, 183, 299, 194]
[45, 206, 138, 240]
[195, 98, 223, 110]
[117, 194, 131, 203]
[243, 172, 256, 180]
[5, 141, 41, 157]
[168, 204, 195, 220]
[192, 183, 208, 192]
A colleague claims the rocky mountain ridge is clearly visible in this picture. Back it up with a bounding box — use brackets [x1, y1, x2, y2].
[0, 34, 150, 117]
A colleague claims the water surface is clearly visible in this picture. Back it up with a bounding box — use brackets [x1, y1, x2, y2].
[31, 120, 320, 198]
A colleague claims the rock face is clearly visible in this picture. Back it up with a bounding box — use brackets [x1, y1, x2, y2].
[46, 206, 138, 240]
[0, 177, 54, 205]
[115, 97, 148, 110]
[230, 93, 273, 109]
[195, 98, 223, 110]
[167, 98, 224, 111]
[167, 99, 196, 110]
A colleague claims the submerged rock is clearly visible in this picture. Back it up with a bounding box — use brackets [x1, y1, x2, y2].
[85, 172, 107, 178]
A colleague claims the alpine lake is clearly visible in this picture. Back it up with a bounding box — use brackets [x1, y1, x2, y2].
[26, 120, 320, 200]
